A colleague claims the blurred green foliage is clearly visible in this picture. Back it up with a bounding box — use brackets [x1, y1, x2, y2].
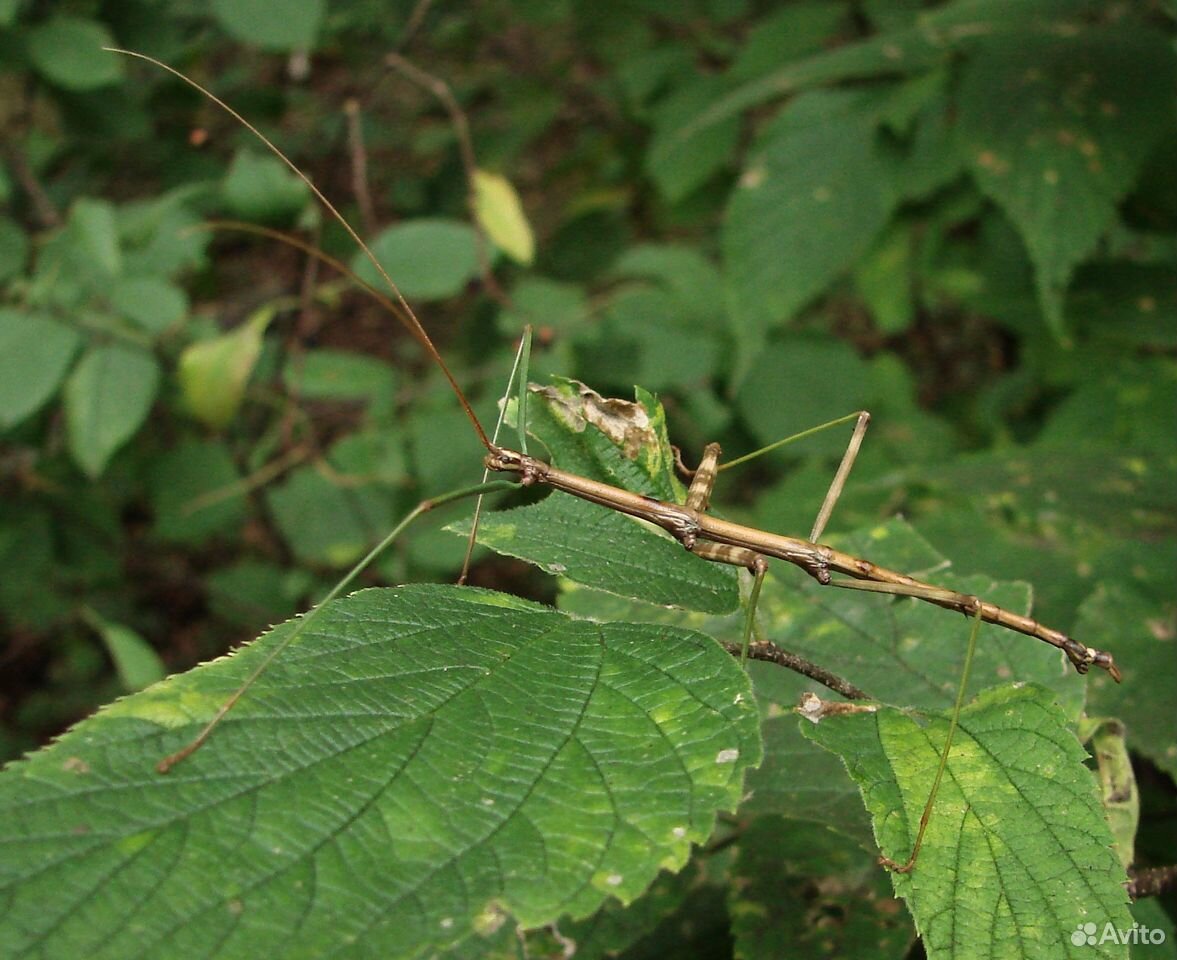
[0, 0, 1174, 955]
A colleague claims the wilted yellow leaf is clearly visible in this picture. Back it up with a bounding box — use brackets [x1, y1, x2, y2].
[473, 169, 535, 265]
[178, 308, 272, 428]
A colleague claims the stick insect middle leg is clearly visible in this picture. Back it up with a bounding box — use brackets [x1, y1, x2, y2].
[680, 442, 768, 664]
[676, 410, 873, 663]
[808, 411, 871, 544]
[679, 427, 990, 875]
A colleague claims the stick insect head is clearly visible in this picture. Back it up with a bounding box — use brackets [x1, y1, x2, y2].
[484, 447, 547, 486]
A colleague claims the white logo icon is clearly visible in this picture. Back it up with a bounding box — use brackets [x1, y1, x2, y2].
[1070, 920, 1166, 947]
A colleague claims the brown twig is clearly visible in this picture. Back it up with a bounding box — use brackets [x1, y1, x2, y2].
[2, 75, 60, 227]
[343, 98, 377, 237]
[393, 0, 437, 52]
[384, 51, 510, 307]
[1127, 864, 1177, 900]
[721, 639, 868, 701]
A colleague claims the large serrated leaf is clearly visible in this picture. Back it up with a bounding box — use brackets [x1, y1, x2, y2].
[956, 26, 1176, 338]
[804, 684, 1132, 960]
[722, 89, 899, 370]
[455, 495, 739, 615]
[0, 585, 761, 960]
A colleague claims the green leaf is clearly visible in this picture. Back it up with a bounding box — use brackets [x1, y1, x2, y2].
[608, 243, 724, 329]
[664, 20, 949, 155]
[85, 611, 167, 692]
[110, 277, 188, 334]
[282, 349, 396, 407]
[0, 505, 63, 630]
[519, 379, 682, 501]
[473, 169, 534, 265]
[265, 464, 392, 567]
[583, 286, 722, 393]
[0, 310, 82, 429]
[404, 394, 498, 500]
[729, 2, 849, 81]
[854, 221, 914, 334]
[730, 816, 912, 959]
[498, 277, 588, 336]
[664, 1, 1093, 150]
[118, 190, 211, 278]
[734, 336, 872, 458]
[646, 75, 741, 203]
[178, 309, 271, 429]
[1036, 358, 1177, 455]
[205, 560, 313, 628]
[64, 343, 160, 478]
[328, 428, 406, 485]
[148, 439, 247, 544]
[538, 850, 725, 960]
[0, 216, 28, 282]
[804, 684, 1132, 960]
[1077, 582, 1177, 782]
[210, 0, 326, 51]
[957, 26, 1177, 339]
[27, 18, 123, 91]
[723, 89, 898, 368]
[455, 495, 739, 615]
[0, 585, 761, 959]
[763, 533, 1086, 716]
[739, 661, 875, 846]
[220, 149, 310, 224]
[67, 198, 122, 279]
[922, 446, 1176, 542]
[353, 219, 480, 301]
[464, 379, 740, 611]
[1079, 718, 1138, 872]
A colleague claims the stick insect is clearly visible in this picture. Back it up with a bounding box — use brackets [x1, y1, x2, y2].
[111, 52, 1121, 883]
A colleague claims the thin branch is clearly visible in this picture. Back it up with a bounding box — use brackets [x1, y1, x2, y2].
[1127, 864, 1177, 900]
[384, 51, 509, 306]
[343, 98, 377, 236]
[721, 639, 869, 700]
[2, 143, 60, 229]
[393, 0, 437, 52]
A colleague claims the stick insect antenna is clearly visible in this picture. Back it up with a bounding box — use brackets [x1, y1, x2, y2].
[105, 49, 492, 453]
